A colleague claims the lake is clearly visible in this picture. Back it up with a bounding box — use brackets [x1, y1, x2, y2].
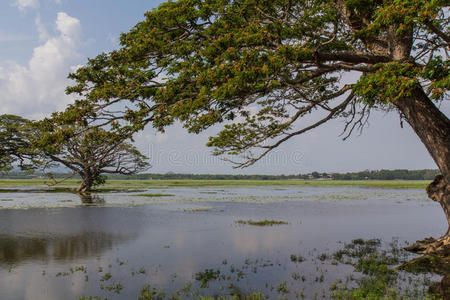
[0, 185, 445, 299]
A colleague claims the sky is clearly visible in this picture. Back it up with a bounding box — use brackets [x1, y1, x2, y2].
[0, 0, 447, 175]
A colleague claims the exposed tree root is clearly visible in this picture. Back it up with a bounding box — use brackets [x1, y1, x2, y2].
[408, 175, 450, 257]
[400, 252, 450, 274]
[399, 249, 450, 299]
[406, 236, 450, 257]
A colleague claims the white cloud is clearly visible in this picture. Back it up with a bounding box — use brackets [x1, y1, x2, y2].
[12, 0, 62, 10]
[0, 12, 82, 120]
[34, 16, 49, 41]
[13, 0, 39, 10]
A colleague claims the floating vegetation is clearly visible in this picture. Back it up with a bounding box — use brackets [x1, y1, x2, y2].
[43, 238, 444, 300]
[276, 281, 289, 294]
[0, 183, 429, 210]
[183, 207, 212, 212]
[137, 284, 266, 300]
[290, 254, 306, 263]
[324, 239, 441, 299]
[100, 272, 112, 282]
[100, 282, 123, 294]
[0, 184, 440, 299]
[235, 219, 288, 226]
[195, 269, 221, 288]
[139, 284, 166, 300]
[135, 193, 175, 197]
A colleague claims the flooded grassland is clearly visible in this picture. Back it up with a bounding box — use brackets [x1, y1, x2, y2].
[0, 181, 445, 299]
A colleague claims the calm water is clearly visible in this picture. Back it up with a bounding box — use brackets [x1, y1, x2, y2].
[0, 185, 445, 299]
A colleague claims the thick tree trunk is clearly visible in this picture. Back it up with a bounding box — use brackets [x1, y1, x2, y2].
[77, 176, 94, 193]
[395, 85, 450, 254]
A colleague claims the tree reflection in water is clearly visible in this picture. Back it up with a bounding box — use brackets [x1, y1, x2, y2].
[78, 193, 105, 205]
[0, 231, 135, 264]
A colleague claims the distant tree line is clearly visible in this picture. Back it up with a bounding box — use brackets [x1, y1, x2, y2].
[1, 169, 440, 181]
[327, 169, 440, 181]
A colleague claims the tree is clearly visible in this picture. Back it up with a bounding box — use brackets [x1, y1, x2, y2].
[0, 114, 41, 172]
[35, 123, 150, 192]
[63, 0, 448, 252]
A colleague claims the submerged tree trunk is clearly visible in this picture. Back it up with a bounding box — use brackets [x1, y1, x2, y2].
[77, 175, 94, 193]
[396, 85, 450, 254]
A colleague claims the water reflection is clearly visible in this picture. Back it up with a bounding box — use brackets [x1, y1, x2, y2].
[0, 186, 445, 299]
[78, 193, 105, 205]
[0, 204, 146, 266]
[0, 231, 134, 265]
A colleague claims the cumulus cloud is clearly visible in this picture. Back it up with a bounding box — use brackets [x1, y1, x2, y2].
[12, 0, 60, 10]
[34, 16, 49, 41]
[0, 12, 82, 120]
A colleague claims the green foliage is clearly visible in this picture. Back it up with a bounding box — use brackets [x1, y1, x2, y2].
[93, 175, 107, 188]
[60, 0, 449, 167]
[329, 239, 440, 299]
[354, 62, 420, 105]
[139, 285, 166, 300]
[195, 268, 221, 287]
[355, 60, 449, 105]
[32, 121, 150, 191]
[0, 115, 42, 172]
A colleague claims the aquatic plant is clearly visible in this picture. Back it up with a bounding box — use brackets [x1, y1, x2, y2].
[235, 220, 288, 226]
[195, 269, 221, 288]
[328, 239, 441, 299]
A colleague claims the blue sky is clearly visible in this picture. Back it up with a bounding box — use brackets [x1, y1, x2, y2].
[0, 1, 165, 64]
[0, 0, 447, 174]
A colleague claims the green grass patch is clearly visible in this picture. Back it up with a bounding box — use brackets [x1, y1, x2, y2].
[0, 179, 430, 189]
[235, 219, 288, 226]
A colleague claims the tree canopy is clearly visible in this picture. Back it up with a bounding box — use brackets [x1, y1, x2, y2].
[63, 0, 448, 167]
[60, 0, 450, 252]
[0, 114, 41, 172]
[34, 121, 150, 192]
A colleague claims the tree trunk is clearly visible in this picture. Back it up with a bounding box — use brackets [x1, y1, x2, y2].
[77, 176, 94, 193]
[395, 85, 450, 254]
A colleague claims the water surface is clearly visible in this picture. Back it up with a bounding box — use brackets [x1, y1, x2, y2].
[0, 185, 444, 299]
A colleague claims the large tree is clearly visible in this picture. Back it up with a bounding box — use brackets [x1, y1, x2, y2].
[63, 0, 449, 252]
[35, 122, 150, 192]
[0, 114, 41, 172]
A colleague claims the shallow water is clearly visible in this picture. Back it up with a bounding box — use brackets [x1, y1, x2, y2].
[0, 185, 445, 299]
